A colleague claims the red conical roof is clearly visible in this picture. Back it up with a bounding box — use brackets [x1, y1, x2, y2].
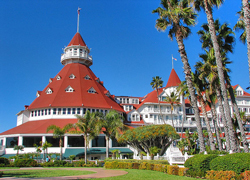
[165, 69, 181, 88]
[67, 32, 86, 47]
[29, 63, 124, 112]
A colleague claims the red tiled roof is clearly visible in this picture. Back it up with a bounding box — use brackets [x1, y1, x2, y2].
[0, 119, 78, 135]
[28, 63, 124, 112]
[67, 32, 86, 47]
[165, 69, 181, 88]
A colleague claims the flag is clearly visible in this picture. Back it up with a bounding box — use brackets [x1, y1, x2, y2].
[77, 7, 81, 15]
[172, 56, 177, 61]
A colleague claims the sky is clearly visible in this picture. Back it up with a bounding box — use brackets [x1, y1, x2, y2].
[0, 0, 246, 133]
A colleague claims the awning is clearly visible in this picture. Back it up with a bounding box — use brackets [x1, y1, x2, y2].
[64, 147, 133, 158]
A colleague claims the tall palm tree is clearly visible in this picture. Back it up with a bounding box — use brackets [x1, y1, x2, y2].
[72, 111, 100, 164]
[46, 123, 73, 160]
[164, 91, 180, 128]
[191, 70, 216, 150]
[150, 76, 164, 121]
[198, 19, 249, 152]
[189, 0, 237, 152]
[96, 110, 127, 159]
[153, 0, 205, 152]
[41, 141, 52, 161]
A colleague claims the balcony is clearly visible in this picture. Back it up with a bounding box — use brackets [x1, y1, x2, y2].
[61, 52, 93, 65]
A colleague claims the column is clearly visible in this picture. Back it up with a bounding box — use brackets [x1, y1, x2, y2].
[18, 136, 23, 146]
[64, 136, 68, 148]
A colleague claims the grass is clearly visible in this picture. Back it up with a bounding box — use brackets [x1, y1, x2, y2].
[1, 169, 95, 178]
[91, 169, 201, 180]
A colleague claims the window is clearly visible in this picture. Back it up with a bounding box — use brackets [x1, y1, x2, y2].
[246, 100, 250, 105]
[48, 109, 51, 115]
[44, 109, 47, 115]
[237, 91, 243, 96]
[150, 114, 153, 119]
[41, 109, 44, 116]
[38, 110, 40, 116]
[46, 136, 63, 147]
[6, 137, 18, 148]
[56, 75, 61, 80]
[83, 108, 86, 114]
[67, 108, 71, 114]
[77, 108, 81, 114]
[35, 110, 37, 117]
[68, 136, 84, 147]
[112, 138, 126, 147]
[31, 111, 34, 117]
[88, 87, 96, 94]
[84, 75, 90, 80]
[23, 137, 42, 147]
[73, 48, 77, 55]
[53, 108, 57, 115]
[166, 116, 169, 120]
[92, 136, 106, 147]
[45, 87, 53, 94]
[72, 108, 76, 114]
[58, 108, 62, 115]
[62, 108, 66, 115]
[145, 114, 148, 118]
[65, 86, 74, 92]
[69, 74, 75, 79]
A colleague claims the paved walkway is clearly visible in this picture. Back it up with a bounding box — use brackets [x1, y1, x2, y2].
[0, 167, 128, 180]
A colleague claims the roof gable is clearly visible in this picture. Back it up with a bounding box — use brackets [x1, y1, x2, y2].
[165, 69, 181, 88]
[67, 32, 86, 47]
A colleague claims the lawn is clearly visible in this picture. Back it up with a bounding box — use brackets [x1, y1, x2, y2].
[96, 169, 201, 180]
[1, 169, 95, 178]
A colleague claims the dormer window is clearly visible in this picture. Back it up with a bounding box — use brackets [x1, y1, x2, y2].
[69, 74, 75, 79]
[45, 87, 53, 94]
[36, 91, 41, 97]
[95, 78, 100, 83]
[56, 75, 61, 80]
[88, 87, 96, 94]
[49, 78, 53, 83]
[104, 90, 110, 97]
[237, 91, 243, 96]
[84, 75, 90, 80]
[65, 86, 74, 92]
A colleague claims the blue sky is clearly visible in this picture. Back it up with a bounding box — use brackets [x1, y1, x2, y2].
[0, 0, 246, 133]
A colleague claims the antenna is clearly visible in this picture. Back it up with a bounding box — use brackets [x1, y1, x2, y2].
[77, 7, 81, 33]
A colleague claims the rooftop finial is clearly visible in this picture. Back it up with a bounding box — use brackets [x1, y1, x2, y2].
[77, 7, 81, 33]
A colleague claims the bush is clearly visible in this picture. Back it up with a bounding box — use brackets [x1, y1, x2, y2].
[242, 171, 250, 180]
[0, 157, 10, 165]
[209, 153, 250, 174]
[167, 165, 179, 175]
[178, 167, 188, 176]
[13, 159, 38, 167]
[0, 171, 3, 177]
[104, 159, 169, 165]
[206, 170, 239, 180]
[184, 154, 217, 177]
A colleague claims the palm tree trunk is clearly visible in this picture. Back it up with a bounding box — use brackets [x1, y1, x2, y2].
[106, 136, 109, 159]
[227, 84, 249, 152]
[203, 0, 237, 152]
[84, 134, 87, 164]
[175, 31, 205, 152]
[200, 97, 216, 150]
[59, 138, 62, 161]
[171, 110, 174, 127]
[215, 87, 230, 151]
[242, 0, 250, 87]
[156, 89, 164, 122]
[210, 103, 223, 151]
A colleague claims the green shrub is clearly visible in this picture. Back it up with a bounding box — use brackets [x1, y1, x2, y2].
[104, 159, 169, 165]
[41, 162, 54, 167]
[0, 157, 10, 165]
[210, 153, 250, 174]
[0, 171, 3, 177]
[184, 154, 217, 177]
[53, 160, 67, 167]
[13, 158, 38, 167]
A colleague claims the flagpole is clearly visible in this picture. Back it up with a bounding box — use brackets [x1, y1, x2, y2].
[172, 54, 174, 69]
[77, 7, 81, 33]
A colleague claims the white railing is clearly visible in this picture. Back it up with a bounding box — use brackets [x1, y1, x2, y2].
[61, 53, 93, 62]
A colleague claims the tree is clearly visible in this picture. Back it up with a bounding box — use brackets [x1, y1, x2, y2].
[96, 110, 127, 159]
[153, 0, 205, 152]
[46, 123, 73, 160]
[149, 146, 161, 160]
[150, 76, 164, 121]
[72, 111, 100, 164]
[41, 141, 52, 161]
[119, 124, 180, 157]
[164, 91, 180, 127]
[14, 145, 24, 156]
[189, 0, 237, 152]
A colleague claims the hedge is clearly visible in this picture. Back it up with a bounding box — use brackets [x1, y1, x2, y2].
[209, 153, 250, 174]
[0, 157, 9, 166]
[184, 154, 218, 178]
[13, 158, 38, 167]
[104, 159, 169, 165]
[206, 170, 239, 180]
[167, 165, 179, 175]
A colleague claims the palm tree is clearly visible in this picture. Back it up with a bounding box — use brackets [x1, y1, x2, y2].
[41, 141, 52, 161]
[197, 19, 249, 152]
[164, 91, 180, 128]
[14, 145, 24, 156]
[96, 110, 127, 159]
[153, 0, 205, 152]
[191, 70, 216, 151]
[72, 111, 100, 164]
[46, 124, 73, 160]
[150, 76, 164, 121]
[189, 0, 237, 153]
